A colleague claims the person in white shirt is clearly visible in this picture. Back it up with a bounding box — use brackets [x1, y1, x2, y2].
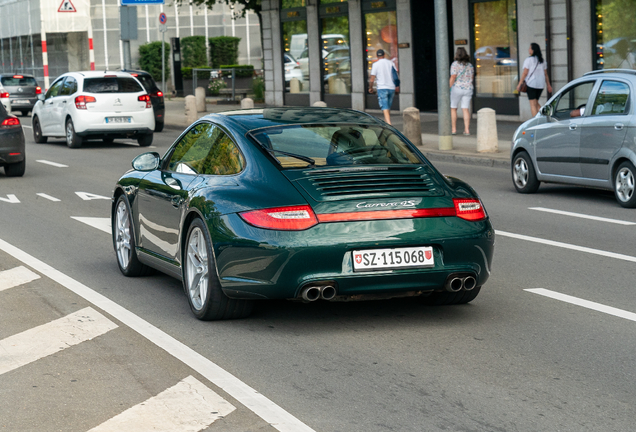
[368, 49, 399, 125]
[516, 43, 553, 117]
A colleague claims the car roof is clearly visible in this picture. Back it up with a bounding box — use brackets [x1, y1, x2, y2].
[59, 71, 143, 79]
[582, 69, 636, 80]
[206, 107, 383, 133]
[0, 73, 36, 78]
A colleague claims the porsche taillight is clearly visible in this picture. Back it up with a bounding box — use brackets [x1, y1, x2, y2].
[75, 95, 96, 109]
[138, 94, 152, 108]
[240, 205, 318, 231]
[453, 198, 486, 221]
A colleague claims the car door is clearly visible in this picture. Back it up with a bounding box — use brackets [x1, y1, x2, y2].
[39, 79, 64, 134]
[534, 81, 596, 178]
[136, 122, 215, 262]
[53, 76, 78, 132]
[579, 79, 631, 180]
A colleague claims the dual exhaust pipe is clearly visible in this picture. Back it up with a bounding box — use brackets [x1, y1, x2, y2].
[445, 275, 477, 292]
[300, 285, 337, 302]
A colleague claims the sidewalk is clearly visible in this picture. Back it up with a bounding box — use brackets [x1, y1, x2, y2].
[162, 98, 516, 168]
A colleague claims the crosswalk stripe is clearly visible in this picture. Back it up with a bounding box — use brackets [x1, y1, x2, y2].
[0, 266, 40, 292]
[87, 376, 236, 432]
[0, 307, 118, 376]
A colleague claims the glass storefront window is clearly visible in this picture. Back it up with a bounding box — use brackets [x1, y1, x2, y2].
[282, 20, 309, 94]
[473, 0, 518, 98]
[365, 10, 398, 93]
[595, 0, 636, 70]
[321, 7, 350, 95]
[282, 0, 306, 8]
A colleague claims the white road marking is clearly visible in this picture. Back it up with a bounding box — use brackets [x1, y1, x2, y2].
[72, 217, 111, 234]
[529, 207, 636, 226]
[87, 376, 235, 432]
[0, 238, 317, 432]
[526, 288, 636, 323]
[0, 307, 118, 376]
[0, 266, 40, 292]
[21, 125, 32, 129]
[36, 160, 68, 168]
[0, 194, 20, 204]
[75, 191, 110, 201]
[496, 230, 636, 263]
[36, 193, 61, 202]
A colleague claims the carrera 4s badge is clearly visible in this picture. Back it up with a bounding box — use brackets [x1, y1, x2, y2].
[355, 199, 421, 209]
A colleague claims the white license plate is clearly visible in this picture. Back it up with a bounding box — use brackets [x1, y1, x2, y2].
[105, 117, 131, 124]
[13, 99, 29, 104]
[352, 246, 434, 271]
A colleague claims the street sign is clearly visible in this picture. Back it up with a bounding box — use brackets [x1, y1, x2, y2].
[121, 0, 164, 4]
[159, 12, 167, 24]
[58, 0, 77, 12]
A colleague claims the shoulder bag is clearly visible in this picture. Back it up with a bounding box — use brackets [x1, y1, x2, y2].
[520, 59, 539, 93]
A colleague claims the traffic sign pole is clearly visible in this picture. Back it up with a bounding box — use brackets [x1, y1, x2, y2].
[159, 13, 167, 94]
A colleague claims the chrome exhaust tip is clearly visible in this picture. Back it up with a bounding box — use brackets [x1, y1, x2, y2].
[463, 276, 477, 291]
[320, 285, 337, 301]
[301, 286, 321, 302]
[446, 277, 463, 293]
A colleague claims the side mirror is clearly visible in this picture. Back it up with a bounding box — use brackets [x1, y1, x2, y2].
[540, 105, 553, 117]
[132, 152, 160, 171]
[37, 94, 45, 101]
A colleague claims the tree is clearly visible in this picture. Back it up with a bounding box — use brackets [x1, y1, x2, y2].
[182, 0, 261, 17]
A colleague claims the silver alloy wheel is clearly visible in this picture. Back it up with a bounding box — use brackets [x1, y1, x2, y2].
[616, 167, 635, 203]
[115, 200, 132, 269]
[186, 227, 209, 311]
[66, 121, 73, 146]
[513, 157, 529, 188]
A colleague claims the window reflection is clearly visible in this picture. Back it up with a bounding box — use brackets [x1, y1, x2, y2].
[595, 0, 636, 70]
[365, 11, 398, 93]
[283, 21, 309, 94]
[322, 15, 350, 94]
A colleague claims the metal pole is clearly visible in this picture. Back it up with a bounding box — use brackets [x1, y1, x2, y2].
[434, 0, 452, 150]
[231, 68, 235, 100]
[162, 33, 165, 93]
[102, 0, 109, 70]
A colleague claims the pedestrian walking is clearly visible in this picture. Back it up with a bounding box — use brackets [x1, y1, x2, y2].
[369, 49, 399, 125]
[517, 43, 552, 117]
[449, 47, 474, 135]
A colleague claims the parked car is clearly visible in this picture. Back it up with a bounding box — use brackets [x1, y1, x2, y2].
[511, 69, 636, 207]
[0, 101, 26, 177]
[298, 48, 329, 80]
[31, 71, 155, 148]
[0, 90, 10, 112]
[122, 69, 166, 132]
[0, 73, 41, 116]
[111, 107, 495, 320]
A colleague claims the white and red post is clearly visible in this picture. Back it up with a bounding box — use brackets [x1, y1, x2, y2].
[88, 19, 95, 70]
[40, 20, 49, 89]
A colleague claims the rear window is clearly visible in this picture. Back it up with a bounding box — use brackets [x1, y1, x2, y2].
[134, 75, 157, 92]
[1, 76, 38, 86]
[82, 77, 144, 94]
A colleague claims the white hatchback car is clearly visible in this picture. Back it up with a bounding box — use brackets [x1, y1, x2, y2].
[32, 71, 155, 148]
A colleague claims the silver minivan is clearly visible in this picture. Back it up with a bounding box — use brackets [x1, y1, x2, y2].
[511, 69, 636, 207]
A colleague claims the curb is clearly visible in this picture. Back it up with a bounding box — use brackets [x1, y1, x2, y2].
[420, 150, 510, 168]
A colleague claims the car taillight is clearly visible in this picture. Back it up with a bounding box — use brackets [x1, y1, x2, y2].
[0, 92, 9, 98]
[0, 117, 20, 128]
[13, 75, 23, 79]
[75, 95, 96, 109]
[453, 198, 487, 221]
[240, 205, 318, 231]
[36, 86, 42, 94]
[138, 94, 152, 108]
[130, 73, 138, 77]
[153, 91, 163, 98]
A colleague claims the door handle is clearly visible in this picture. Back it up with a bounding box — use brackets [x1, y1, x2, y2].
[615, 123, 624, 130]
[569, 124, 577, 131]
[171, 196, 182, 208]
[164, 177, 182, 190]
[62, 100, 66, 103]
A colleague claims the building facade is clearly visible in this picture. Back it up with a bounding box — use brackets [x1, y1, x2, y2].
[260, 0, 636, 120]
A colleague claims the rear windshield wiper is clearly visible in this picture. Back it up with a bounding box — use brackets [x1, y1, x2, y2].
[267, 149, 315, 166]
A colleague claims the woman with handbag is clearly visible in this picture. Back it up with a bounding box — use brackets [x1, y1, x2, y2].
[449, 47, 474, 135]
[517, 43, 553, 117]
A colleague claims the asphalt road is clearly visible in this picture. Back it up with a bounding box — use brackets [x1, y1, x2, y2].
[2, 117, 636, 431]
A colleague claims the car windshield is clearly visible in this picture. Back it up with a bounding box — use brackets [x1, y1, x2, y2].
[83, 77, 144, 93]
[250, 124, 422, 168]
[1, 76, 37, 86]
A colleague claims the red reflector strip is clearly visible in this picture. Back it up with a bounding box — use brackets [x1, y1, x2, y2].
[9, 152, 21, 156]
[316, 208, 456, 223]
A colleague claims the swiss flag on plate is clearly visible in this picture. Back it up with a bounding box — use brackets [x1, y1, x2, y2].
[355, 254, 362, 264]
[425, 250, 432, 260]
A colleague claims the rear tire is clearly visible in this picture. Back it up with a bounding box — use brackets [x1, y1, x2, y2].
[112, 195, 151, 277]
[614, 161, 636, 208]
[137, 133, 153, 147]
[183, 218, 254, 320]
[420, 286, 481, 306]
[154, 121, 164, 132]
[5, 160, 25, 177]
[20, 110, 29, 117]
[65, 118, 82, 148]
[33, 116, 47, 143]
[511, 151, 540, 193]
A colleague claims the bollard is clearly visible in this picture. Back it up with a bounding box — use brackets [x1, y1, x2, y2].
[312, 101, 327, 107]
[241, 97, 254, 109]
[195, 87, 206, 112]
[476, 108, 498, 153]
[185, 95, 198, 124]
[402, 107, 422, 146]
[290, 78, 301, 94]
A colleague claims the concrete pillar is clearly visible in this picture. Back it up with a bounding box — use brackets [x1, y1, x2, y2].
[476, 108, 498, 153]
[402, 107, 422, 146]
[195, 87, 206, 112]
[241, 97, 254, 109]
[396, 0, 414, 109]
[349, 0, 365, 111]
[307, 0, 322, 105]
[312, 101, 327, 107]
[185, 95, 197, 124]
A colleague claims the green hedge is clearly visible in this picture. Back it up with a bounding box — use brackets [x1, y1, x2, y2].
[220, 64, 254, 78]
[139, 41, 170, 83]
[209, 36, 241, 68]
[181, 36, 207, 68]
[181, 66, 214, 79]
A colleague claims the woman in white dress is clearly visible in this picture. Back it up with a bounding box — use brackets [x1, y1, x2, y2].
[516, 43, 553, 117]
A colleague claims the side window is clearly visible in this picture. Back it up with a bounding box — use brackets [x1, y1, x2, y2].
[552, 81, 595, 120]
[167, 123, 216, 174]
[199, 128, 245, 175]
[45, 79, 64, 99]
[59, 77, 77, 96]
[591, 80, 630, 116]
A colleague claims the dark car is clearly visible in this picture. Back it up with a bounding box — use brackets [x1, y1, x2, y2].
[123, 70, 166, 132]
[0, 102, 26, 177]
[0, 73, 42, 117]
[112, 107, 495, 320]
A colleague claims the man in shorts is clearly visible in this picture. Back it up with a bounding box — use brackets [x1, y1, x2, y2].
[369, 49, 399, 125]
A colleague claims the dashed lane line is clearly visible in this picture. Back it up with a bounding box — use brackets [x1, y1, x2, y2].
[0, 266, 40, 292]
[72, 217, 111, 234]
[0, 237, 317, 432]
[36, 193, 61, 202]
[526, 288, 636, 323]
[87, 376, 236, 432]
[0, 307, 118, 376]
[529, 207, 636, 226]
[36, 160, 68, 168]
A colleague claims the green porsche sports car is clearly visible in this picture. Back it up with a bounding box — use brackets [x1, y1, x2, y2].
[111, 107, 495, 320]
